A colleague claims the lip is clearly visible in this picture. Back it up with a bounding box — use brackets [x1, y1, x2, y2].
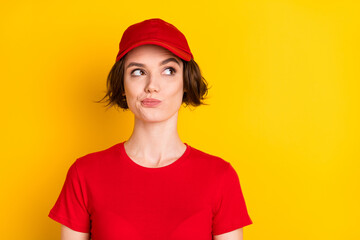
[141, 98, 162, 107]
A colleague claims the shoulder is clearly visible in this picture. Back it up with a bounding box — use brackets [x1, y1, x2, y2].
[72, 142, 122, 172]
[188, 144, 233, 177]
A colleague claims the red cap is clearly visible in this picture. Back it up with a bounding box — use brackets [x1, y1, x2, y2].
[115, 18, 193, 62]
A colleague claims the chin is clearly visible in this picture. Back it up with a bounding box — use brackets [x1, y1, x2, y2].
[134, 110, 180, 123]
[139, 115, 175, 123]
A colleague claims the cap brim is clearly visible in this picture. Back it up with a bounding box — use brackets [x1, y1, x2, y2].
[116, 40, 193, 62]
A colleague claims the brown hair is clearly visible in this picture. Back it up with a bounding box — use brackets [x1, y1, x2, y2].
[96, 57, 209, 110]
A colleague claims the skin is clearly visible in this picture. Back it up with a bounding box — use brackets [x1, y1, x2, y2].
[122, 44, 187, 168]
[60, 44, 244, 240]
[61, 225, 89, 240]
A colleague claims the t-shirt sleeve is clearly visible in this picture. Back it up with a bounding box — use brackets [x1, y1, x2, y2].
[48, 159, 90, 233]
[212, 162, 253, 235]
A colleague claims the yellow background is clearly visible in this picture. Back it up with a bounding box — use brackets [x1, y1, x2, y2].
[1, 0, 359, 239]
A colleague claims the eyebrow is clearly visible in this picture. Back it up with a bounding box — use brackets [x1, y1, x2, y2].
[160, 58, 180, 66]
[126, 57, 180, 69]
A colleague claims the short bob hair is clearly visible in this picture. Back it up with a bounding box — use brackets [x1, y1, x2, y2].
[97, 54, 209, 110]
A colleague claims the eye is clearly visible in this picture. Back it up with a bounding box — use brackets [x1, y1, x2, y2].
[163, 67, 176, 75]
[131, 69, 145, 76]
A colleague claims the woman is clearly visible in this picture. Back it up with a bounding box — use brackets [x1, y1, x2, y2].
[49, 18, 252, 240]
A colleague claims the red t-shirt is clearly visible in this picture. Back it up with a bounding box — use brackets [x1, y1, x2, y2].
[49, 142, 252, 239]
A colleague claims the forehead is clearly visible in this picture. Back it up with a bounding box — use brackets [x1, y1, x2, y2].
[124, 44, 182, 63]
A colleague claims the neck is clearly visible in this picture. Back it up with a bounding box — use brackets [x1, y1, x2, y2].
[124, 112, 186, 166]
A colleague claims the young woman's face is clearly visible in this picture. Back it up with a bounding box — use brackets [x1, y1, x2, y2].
[123, 44, 184, 123]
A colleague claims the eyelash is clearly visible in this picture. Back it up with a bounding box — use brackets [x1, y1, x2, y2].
[164, 67, 176, 75]
[130, 69, 145, 76]
[130, 67, 176, 76]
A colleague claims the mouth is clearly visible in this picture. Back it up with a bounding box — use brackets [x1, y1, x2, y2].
[141, 98, 162, 107]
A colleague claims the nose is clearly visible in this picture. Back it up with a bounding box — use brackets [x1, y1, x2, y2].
[145, 74, 160, 93]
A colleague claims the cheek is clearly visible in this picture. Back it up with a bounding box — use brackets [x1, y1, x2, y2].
[124, 78, 137, 96]
[177, 78, 185, 97]
[167, 79, 184, 103]
[123, 80, 139, 107]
